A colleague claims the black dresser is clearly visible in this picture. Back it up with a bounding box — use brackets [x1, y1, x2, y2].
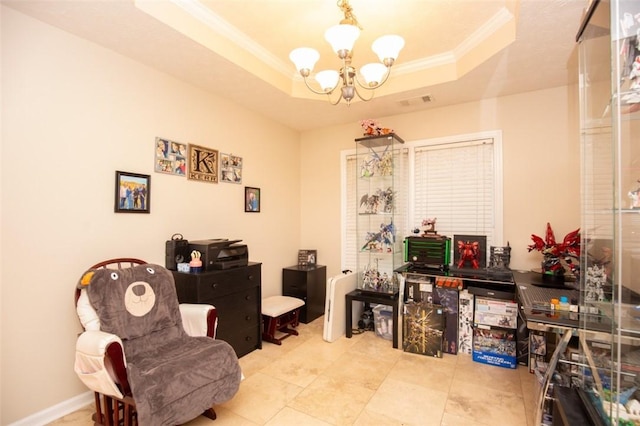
[282, 265, 327, 323]
[172, 262, 262, 357]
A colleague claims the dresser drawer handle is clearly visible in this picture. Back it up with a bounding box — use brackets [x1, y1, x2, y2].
[210, 283, 218, 289]
[245, 315, 251, 321]
[245, 295, 252, 300]
[245, 336, 252, 342]
[247, 275, 254, 281]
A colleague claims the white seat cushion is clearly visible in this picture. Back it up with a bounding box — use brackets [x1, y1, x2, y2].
[262, 296, 304, 317]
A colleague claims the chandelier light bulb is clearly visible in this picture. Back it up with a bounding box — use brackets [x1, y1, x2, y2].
[315, 70, 340, 92]
[372, 35, 405, 63]
[325, 24, 360, 55]
[360, 63, 388, 87]
[289, 47, 320, 75]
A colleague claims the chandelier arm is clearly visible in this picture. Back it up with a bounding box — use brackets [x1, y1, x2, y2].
[302, 76, 338, 96]
[327, 91, 344, 105]
[353, 66, 391, 91]
[353, 84, 375, 102]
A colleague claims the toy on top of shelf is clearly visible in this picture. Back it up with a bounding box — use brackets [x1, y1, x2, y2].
[359, 118, 394, 136]
[421, 217, 437, 236]
[527, 222, 580, 278]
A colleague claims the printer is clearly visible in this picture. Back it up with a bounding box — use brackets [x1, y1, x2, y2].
[188, 239, 249, 271]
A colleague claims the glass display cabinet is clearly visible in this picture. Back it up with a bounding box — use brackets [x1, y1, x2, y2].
[572, 0, 640, 424]
[354, 133, 407, 295]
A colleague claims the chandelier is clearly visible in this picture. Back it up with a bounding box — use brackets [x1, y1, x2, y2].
[289, 0, 404, 106]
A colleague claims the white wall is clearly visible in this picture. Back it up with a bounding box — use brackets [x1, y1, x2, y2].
[2, 5, 582, 425]
[1, 7, 301, 424]
[299, 85, 581, 278]
[0, 3, 5, 419]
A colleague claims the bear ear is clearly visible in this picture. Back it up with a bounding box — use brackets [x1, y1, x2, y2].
[78, 271, 95, 288]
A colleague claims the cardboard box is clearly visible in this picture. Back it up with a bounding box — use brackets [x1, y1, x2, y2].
[472, 326, 517, 369]
[458, 289, 474, 355]
[403, 301, 445, 357]
[433, 287, 459, 354]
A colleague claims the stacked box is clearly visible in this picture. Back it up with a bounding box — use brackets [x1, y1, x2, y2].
[458, 289, 474, 355]
[473, 296, 518, 369]
[474, 297, 518, 328]
[472, 327, 517, 369]
[404, 273, 434, 303]
[516, 306, 529, 366]
[433, 286, 459, 354]
[403, 301, 445, 357]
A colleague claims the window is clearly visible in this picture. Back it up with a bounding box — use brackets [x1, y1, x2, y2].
[342, 131, 503, 270]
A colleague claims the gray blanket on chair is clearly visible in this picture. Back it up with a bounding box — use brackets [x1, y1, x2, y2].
[80, 264, 241, 425]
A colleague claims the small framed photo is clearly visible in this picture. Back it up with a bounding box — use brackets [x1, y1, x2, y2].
[220, 153, 243, 184]
[154, 137, 187, 176]
[115, 171, 151, 213]
[298, 250, 317, 267]
[245, 187, 260, 212]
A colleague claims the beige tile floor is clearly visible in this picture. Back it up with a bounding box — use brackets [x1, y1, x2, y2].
[50, 317, 540, 426]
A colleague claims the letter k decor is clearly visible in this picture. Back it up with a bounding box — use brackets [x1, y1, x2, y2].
[188, 144, 219, 183]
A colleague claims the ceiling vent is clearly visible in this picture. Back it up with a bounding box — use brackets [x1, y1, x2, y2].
[398, 95, 433, 107]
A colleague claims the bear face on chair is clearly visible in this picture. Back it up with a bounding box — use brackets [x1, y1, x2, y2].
[79, 264, 184, 357]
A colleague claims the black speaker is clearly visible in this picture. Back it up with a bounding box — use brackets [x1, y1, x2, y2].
[165, 233, 190, 270]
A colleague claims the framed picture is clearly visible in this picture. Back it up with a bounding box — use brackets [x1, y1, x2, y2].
[245, 187, 260, 212]
[154, 137, 187, 176]
[188, 143, 218, 183]
[298, 250, 317, 267]
[115, 171, 151, 213]
[453, 235, 487, 269]
[220, 153, 243, 184]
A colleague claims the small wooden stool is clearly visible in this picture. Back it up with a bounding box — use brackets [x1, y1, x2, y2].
[262, 296, 305, 345]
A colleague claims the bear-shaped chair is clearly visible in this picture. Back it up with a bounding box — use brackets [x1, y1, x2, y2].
[74, 258, 241, 425]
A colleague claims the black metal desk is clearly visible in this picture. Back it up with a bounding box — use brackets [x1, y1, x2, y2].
[345, 289, 399, 348]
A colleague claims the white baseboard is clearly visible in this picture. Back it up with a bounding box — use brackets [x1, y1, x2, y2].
[8, 391, 93, 426]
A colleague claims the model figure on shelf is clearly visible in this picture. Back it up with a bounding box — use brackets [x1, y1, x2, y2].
[359, 193, 380, 214]
[630, 56, 640, 90]
[527, 223, 580, 276]
[359, 150, 393, 177]
[585, 264, 606, 302]
[629, 179, 640, 209]
[361, 259, 393, 292]
[359, 118, 394, 137]
[422, 217, 437, 235]
[488, 243, 511, 270]
[457, 240, 480, 269]
[379, 187, 394, 213]
[377, 151, 393, 176]
[359, 188, 394, 215]
[362, 222, 395, 252]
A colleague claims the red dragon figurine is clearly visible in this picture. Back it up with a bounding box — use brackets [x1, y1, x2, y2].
[527, 222, 580, 275]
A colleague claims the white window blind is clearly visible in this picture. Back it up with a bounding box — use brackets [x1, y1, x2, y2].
[343, 153, 358, 272]
[413, 138, 496, 246]
[342, 133, 503, 269]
